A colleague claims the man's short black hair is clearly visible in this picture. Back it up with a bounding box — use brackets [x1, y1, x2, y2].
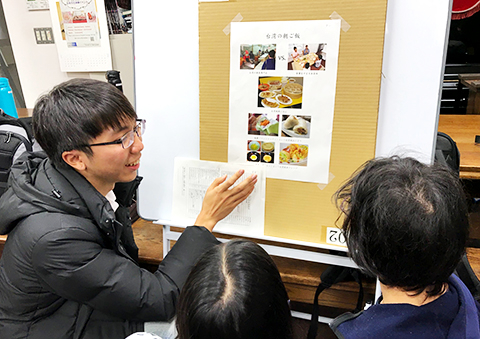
[268, 50, 275, 58]
[335, 156, 469, 296]
[32, 78, 137, 168]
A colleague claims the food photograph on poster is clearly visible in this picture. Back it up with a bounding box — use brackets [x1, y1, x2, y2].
[248, 113, 279, 136]
[246, 140, 276, 164]
[258, 76, 303, 109]
[279, 143, 309, 166]
[281, 115, 311, 138]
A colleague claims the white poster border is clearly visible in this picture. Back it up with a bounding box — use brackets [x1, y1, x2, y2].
[228, 20, 341, 184]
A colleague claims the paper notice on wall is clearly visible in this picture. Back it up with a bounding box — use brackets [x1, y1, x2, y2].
[49, 0, 112, 71]
[228, 20, 341, 184]
[172, 158, 265, 237]
[57, 0, 100, 47]
[26, 0, 49, 10]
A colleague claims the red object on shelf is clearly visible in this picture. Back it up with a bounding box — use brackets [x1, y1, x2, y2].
[452, 0, 480, 20]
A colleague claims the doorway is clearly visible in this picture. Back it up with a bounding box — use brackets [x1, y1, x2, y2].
[0, 1, 25, 109]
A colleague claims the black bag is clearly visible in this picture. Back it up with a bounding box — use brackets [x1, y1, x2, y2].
[435, 131, 460, 175]
[455, 253, 480, 300]
[307, 264, 364, 339]
[0, 109, 35, 196]
[434, 131, 480, 301]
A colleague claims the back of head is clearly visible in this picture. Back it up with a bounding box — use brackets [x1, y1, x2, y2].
[32, 78, 136, 168]
[269, 50, 275, 58]
[176, 239, 293, 339]
[335, 156, 469, 296]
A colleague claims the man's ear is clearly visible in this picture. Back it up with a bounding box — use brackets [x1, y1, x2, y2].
[62, 150, 87, 171]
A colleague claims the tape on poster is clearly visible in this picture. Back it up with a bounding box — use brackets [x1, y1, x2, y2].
[329, 11, 351, 32]
[317, 172, 336, 190]
[223, 13, 244, 35]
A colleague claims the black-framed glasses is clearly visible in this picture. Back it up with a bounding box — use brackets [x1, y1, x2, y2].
[88, 119, 146, 149]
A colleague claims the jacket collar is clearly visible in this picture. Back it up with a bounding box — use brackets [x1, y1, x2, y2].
[55, 161, 118, 238]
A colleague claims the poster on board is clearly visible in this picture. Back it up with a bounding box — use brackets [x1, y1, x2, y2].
[48, 0, 112, 71]
[57, 0, 100, 47]
[228, 20, 341, 184]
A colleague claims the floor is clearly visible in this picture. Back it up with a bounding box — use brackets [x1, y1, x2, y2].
[292, 317, 337, 339]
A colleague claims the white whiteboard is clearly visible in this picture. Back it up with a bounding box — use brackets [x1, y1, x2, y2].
[134, 0, 452, 223]
[375, 0, 452, 163]
[134, 0, 199, 222]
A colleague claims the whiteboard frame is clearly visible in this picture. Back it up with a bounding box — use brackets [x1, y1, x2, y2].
[134, 0, 452, 244]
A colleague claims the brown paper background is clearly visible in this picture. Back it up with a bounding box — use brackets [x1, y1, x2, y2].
[199, 1, 388, 245]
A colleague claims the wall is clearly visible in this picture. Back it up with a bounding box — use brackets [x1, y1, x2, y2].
[110, 34, 134, 105]
[1, 0, 134, 109]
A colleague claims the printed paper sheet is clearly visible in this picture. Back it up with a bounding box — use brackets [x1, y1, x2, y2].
[172, 158, 266, 237]
[228, 20, 341, 183]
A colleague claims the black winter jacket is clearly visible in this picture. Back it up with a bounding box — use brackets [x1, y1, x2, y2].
[0, 152, 219, 339]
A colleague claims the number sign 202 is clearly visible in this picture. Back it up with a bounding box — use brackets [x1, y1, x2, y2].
[326, 227, 346, 247]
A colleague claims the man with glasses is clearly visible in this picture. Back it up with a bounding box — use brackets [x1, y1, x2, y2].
[0, 78, 257, 338]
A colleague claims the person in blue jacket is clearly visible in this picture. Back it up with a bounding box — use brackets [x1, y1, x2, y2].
[330, 156, 480, 339]
[302, 45, 310, 55]
[261, 50, 276, 70]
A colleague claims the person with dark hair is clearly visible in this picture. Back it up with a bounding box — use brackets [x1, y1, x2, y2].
[288, 47, 300, 70]
[176, 239, 293, 339]
[315, 44, 326, 68]
[329, 156, 480, 338]
[261, 49, 276, 70]
[0, 78, 257, 339]
[291, 46, 300, 60]
[311, 55, 325, 71]
[303, 45, 310, 55]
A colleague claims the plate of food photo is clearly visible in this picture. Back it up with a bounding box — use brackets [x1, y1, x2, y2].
[261, 98, 279, 109]
[247, 151, 260, 162]
[283, 83, 303, 100]
[279, 143, 308, 165]
[282, 115, 310, 138]
[248, 140, 261, 151]
[276, 94, 293, 106]
[261, 142, 275, 152]
[259, 91, 276, 99]
[268, 80, 282, 91]
[255, 116, 279, 136]
[261, 152, 274, 163]
[258, 84, 270, 91]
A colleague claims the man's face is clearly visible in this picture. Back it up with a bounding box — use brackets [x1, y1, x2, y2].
[81, 118, 144, 196]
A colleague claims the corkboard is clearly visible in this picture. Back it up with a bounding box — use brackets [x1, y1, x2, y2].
[198, 0, 388, 245]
